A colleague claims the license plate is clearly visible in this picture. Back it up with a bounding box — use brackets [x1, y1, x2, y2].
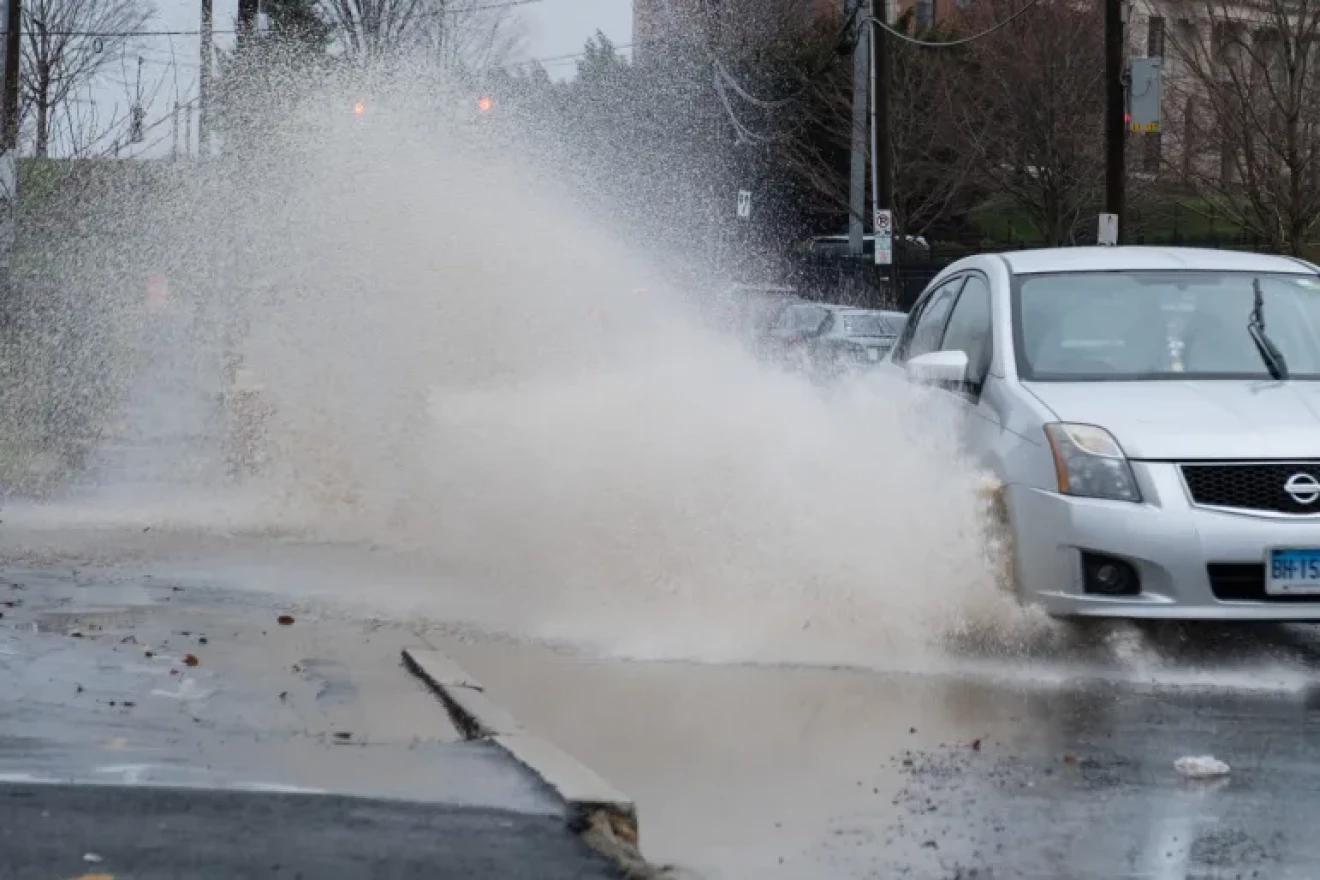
[867, 348, 880, 362]
[1266, 548, 1320, 595]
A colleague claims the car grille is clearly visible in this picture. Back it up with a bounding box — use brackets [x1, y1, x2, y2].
[1181, 462, 1320, 515]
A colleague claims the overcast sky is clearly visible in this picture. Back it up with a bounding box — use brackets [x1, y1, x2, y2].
[88, 0, 633, 158]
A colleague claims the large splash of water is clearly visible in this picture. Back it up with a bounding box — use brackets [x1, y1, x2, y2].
[2, 66, 1040, 667]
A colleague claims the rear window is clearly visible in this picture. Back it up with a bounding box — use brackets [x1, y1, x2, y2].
[840, 314, 898, 336]
[779, 306, 830, 333]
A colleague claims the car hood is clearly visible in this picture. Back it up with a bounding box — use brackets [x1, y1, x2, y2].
[1022, 380, 1320, 460]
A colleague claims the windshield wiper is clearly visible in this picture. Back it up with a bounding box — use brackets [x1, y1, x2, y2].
[1249, 277, 1289, 380]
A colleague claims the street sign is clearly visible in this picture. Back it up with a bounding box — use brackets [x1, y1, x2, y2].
[1128, 57, 1163, 133]
[736, 189, 752, 220]
[1098, 213, 1119, 246]
[874, 208, 893, 266]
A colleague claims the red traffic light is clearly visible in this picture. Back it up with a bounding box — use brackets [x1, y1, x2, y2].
[477, 96, 493, 113]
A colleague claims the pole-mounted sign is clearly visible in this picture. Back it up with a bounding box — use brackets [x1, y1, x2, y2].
[736, 189, 752, 221]
[874, 208, 893, 266]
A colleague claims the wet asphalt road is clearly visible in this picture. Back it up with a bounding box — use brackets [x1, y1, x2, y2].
[7, 528, 1320, 879]
[2, 784, 620, 880]
[0, 555, 624, 879]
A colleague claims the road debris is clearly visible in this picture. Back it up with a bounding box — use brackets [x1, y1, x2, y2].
[82, 852, 104, 863]
[1174, 756, 1231, 778]
[278, 615, 295, 626]
[183, 654, 200, 667]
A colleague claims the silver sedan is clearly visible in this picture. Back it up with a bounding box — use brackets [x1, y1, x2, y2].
[883, 245, 1320, 620]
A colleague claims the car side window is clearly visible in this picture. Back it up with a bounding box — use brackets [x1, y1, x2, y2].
[893, 278, 958, 364]
[904, 278, 965, 362]
[939, 274, 994, 392]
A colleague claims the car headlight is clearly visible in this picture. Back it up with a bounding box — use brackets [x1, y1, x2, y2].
[1043, 423, 1141, 502]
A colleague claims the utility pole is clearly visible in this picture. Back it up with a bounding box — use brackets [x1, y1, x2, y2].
[199, 0, 213, 158]
[871, 0, 895, 294]
[2, 0, 19, 152]
[847, 2, 869, 257]
[237, 0, 259, 35]
[1103, 0, 1126, 242]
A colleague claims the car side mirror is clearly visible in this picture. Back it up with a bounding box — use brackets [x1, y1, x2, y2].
[906, 350, 969, 385]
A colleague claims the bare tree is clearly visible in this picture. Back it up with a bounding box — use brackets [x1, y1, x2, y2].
[20, 0, 153, 158]
[316, 0, 522, 69]
[316, 0, 434, 58]
[947, 0, 1105, 244]
[762, 12, 978, 238]
[1163, 0, 1320, 254]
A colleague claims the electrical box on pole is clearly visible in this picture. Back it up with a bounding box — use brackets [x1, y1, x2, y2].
[1128, 57, 1163, 133]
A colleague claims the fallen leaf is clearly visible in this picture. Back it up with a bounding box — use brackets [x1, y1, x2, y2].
[183, 654, 200, 667]
[278, 615, 295, 626]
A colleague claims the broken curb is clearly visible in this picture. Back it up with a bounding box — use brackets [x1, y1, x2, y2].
[403, 646, 683, 879]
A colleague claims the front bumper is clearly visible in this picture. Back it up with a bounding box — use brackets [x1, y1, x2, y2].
[1008, 461, 1320, 620]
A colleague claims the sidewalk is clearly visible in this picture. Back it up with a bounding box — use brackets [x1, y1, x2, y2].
[0, 561, 633, 878]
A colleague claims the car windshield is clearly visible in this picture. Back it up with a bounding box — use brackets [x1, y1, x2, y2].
[840, 314, 897, 336]
[1015, 270, 1320, 380]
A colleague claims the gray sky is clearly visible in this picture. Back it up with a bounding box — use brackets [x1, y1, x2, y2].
[88, 0, 633, 158]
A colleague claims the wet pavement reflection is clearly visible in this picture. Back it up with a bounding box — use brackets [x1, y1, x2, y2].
[447, 634, 1320, 880]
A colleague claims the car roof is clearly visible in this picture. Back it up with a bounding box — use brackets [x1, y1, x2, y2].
[997, 246, 1317, 276]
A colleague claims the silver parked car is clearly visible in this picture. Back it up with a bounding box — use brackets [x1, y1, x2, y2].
[883, 245, 1320, 620]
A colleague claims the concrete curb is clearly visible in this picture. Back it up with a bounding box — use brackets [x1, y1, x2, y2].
[402, 647, 681, 879]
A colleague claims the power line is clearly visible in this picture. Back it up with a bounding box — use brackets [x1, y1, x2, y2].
[862, 0, 1047, 49]
[658, 0, 864, 114]
[506, 43, 635, 69]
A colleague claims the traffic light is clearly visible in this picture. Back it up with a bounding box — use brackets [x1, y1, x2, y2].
[353, 100, 367, 116]
[477, 96, 493, 114]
